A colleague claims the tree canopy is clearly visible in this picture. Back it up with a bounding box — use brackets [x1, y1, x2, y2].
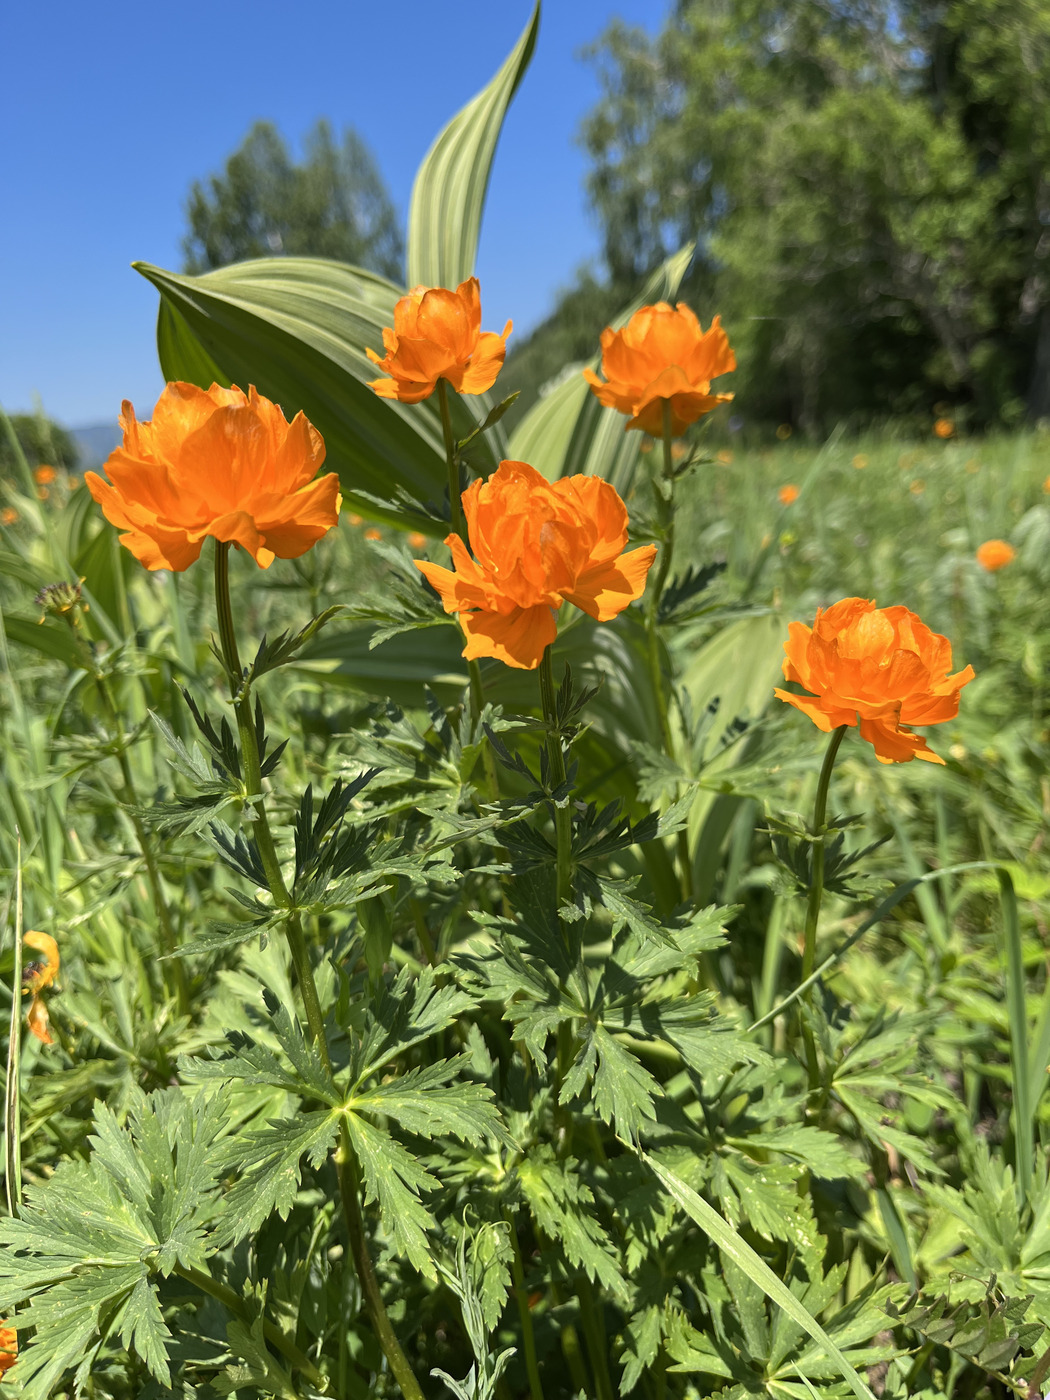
[181, 120, 404, 282]
[523, 0, 1050, 430]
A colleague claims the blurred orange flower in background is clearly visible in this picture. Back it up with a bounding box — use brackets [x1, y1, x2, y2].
[0, 1324, 16, 1376]
[86, 383, 340, 572]
[583, 303, 735, 435]
[976, 539, 1015, 571]
[934, 418, 955, 439]
[408, 531, 428, 549]
[364, 528, 382, 541]
[1, 507, 17, 526]
[34, 464, 57, 485]
[775, 597, 974, 764]
[778, 484, 799, 505]
[852, 454, 869, 470]
[367, 277, 511, 403]
[22, 930, 59, 1046]
[417, 460, 656, 669]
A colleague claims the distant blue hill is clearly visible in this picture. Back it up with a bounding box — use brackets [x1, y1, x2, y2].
[71, 423, 122, 470]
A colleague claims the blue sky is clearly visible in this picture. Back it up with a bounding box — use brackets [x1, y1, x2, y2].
[1, 1, 666, 428]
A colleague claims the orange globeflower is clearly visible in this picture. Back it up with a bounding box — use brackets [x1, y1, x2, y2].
[1, 507, 17, 526]
[408, 531, 428, 549]
[778, 484, 800, 505]
[934, 418, 955, 439]
[367, 277, 512, 404]
[0, 1324, 15, 1376]
[22, 930, 59, 1045]
[34, 464, 57, 485]
[364, 527, 382, 541]
[85, 382, 340, 572]
[976, 539, 1015, 571]
[417, 460, 656, 670]
[583, 302, 735, 435]
[774, 597, 974, 764]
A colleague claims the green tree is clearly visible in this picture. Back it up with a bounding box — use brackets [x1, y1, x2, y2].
[182, 120, 404, 281]
[573, 0, 1050, 428]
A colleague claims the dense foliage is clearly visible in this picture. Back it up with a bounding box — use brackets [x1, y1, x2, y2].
[2, 9, 1049, 1400]
[560, 0, 1050, 430]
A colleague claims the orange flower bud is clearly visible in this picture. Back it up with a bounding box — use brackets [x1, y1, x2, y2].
[583, 303, 735, 435]
[774, 598, 974, 764]
[34, 464, 57, 485]
[417, 461, 656, 670]
[85, 383, 340, 572]
[778, 484, 799, 505]
[367, 277, 512, 403]
[976, 539, 1015, 571]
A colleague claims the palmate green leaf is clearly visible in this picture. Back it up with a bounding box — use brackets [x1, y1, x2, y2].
[407, 2, 540, 291]
[351, 964, 479, 1085]
[562, 1023, 660, 1142]
[508, 242, 694, 491]
[135, 257, 501, 525]
[517, 1146, 629, 1303]
[644, 1152, 876, 1400]
[222, 1110, 340, 1243]
[350, 1056, 511, 1148]
[115, 1275, 173, 1390]
[345, 1109, 440, 1279]
[0, 1089, 232, 1397]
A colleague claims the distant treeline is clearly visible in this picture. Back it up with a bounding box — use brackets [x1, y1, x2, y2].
[505, 0, 1050, 434]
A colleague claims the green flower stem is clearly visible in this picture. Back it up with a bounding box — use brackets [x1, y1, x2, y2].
[212, 541, 424, 1400]
[800, 724, 849, 1093]
[436, 377, 499, 800]
[504, 1209, 545, 1400]
[175, 1263, 322, 1388]
[436, 379, 464, 543]
[645, 400, 693, 899]
[65, 620, 188, 1014]
[538, 647, 573, 914]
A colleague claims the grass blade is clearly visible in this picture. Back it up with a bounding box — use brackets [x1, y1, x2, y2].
[644, 1151, 875, 1400]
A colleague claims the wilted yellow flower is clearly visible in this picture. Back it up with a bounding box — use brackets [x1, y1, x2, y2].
[22, 930, 59, 1045]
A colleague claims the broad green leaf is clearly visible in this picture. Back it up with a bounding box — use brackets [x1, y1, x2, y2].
[407, 2, 540, 291]
[157, 297, 228, 389]
[508, 242, 695, 491]
[645, 1152, 876, 1400]
[135, 257, 501, 524]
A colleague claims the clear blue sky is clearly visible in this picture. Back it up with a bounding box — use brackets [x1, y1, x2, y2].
[1, 1, 666, 429]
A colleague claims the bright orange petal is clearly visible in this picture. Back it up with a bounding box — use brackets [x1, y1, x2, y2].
[459, 603, 558, 670]
[566, 544, 657, 621]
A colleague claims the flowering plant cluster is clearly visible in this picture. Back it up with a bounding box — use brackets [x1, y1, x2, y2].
[0, 14, 1040, 1400]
